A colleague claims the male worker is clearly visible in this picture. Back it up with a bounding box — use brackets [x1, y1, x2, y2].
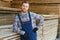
[13, 1, 44, 40]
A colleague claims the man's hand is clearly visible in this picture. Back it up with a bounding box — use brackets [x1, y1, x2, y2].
[33, 27, 38, 32]
[23, 33, 28, 40]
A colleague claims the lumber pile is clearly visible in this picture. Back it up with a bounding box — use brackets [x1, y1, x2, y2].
[10, 0, 59, 15]
[0, 25, 20, 40]
[0, 13, 15, 25]
[37, 15, 58, 40]
[0, 15, 58, 40]
[28, 0, 60, 3]
[0, 1, 10, 7]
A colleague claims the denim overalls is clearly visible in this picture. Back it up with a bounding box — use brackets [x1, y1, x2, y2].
[19, 12, 37, 40]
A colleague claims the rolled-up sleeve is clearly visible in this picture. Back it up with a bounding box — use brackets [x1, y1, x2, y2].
[34, 13, 44, 29]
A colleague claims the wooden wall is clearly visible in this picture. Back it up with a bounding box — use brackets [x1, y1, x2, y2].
[29, 0, 60, 3]
[10, 0, 59, 15]
[0, 1, 10, 7]
[0, 13, 15, 25]
[0, 0, 59, 15]
[29, 4, 59, 15]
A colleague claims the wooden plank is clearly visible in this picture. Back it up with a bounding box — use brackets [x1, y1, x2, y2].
[28, 0, 60, 3]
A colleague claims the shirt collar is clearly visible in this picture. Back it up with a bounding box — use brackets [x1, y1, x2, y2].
[20, 12, 28, 16]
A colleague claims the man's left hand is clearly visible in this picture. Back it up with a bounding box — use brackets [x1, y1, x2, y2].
[33, 27, 38, 32]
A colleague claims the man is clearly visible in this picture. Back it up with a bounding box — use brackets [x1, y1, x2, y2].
[13, 1, 44, 40]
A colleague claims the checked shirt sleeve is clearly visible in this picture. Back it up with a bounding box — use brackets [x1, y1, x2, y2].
[31, 12, 44, 29]
[13, 15, 25, 35]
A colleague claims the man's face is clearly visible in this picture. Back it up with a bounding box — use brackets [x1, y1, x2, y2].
[21, 3, 29, 13]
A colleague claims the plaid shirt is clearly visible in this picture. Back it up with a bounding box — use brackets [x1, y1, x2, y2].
[13, 12, 44, 35]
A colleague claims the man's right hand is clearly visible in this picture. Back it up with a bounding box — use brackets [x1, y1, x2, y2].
[23, 33, 28, 40]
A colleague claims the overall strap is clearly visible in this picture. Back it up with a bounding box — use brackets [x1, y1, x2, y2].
[18, 12, 31, 23]
[28, 12, 31, 22]
[18, 13, 22, 23]
[28, 12, 33, 26]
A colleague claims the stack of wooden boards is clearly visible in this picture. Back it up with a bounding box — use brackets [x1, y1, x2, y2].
[0, 15, 58, 40]
[0, 13, 15, 25]
[37, 15, 58, 40]
[0, 25, 20, 40]
[0, 1, 11, 7]
[10, 0, 59, 15]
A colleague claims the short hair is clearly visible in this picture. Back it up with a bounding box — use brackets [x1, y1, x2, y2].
[21, 1, 29, 5]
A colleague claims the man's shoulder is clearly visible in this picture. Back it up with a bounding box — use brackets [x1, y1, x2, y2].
[29, 11, 37, 15]
[29, 12, 44, 17]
